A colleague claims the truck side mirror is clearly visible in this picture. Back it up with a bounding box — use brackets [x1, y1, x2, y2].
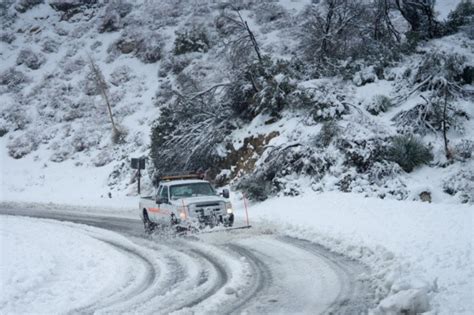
[157, 197, 168, 204]
[222, 189, 230, 199]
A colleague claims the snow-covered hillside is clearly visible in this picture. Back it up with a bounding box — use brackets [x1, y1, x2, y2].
[0, 0, 472, 205]
[1, 1, 473, 314]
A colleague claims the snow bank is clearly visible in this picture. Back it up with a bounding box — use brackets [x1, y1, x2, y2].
[242, 190, 474, 314]
[0, 215, 138, 314]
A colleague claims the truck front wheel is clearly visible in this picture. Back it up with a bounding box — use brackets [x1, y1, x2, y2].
[224, 213, 234, 227]
[143, 209, 156, 234]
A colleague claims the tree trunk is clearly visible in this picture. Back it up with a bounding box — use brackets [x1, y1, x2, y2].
[87, 55, 119, 137]
[442, 88, 452, 160]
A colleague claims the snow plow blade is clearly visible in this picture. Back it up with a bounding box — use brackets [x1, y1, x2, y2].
[196, 225, 252, 234]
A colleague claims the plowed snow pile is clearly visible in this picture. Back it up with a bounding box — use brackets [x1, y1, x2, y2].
[246, 190, 474, 314]
[0, 216, 132, 314]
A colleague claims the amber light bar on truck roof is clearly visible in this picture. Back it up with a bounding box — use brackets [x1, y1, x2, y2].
[160, 174, 204, 181]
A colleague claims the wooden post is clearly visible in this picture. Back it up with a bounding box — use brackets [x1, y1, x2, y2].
[137, 168, 141, 195]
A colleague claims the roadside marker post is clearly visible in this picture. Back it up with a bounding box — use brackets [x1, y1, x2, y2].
[242, 193, 250, 227]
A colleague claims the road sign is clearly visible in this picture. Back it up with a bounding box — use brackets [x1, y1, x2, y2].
[131, 158, 145, 170]
[131, 158, 146, 194]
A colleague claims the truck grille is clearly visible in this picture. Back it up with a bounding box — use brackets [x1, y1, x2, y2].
[195, 203, 219, 208]
[192, 202, 224, 216]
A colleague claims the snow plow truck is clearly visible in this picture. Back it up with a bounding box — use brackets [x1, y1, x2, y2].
[139, 174, 234, 233]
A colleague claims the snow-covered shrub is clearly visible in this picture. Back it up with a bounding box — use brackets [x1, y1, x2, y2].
[41, 37, 60, 53]
[62, 57, 86, 75]
[366, 95, 392, 115]
[16, 49, 45, 70]
[307, 90, 347, 122]
[70, 128, 101, 152]
[254, 2, 286, 25]
[366, 161, 403, 187]
[98, 1, 131, 34]
[0, 128, 7, 137]
[337, 138, 387, 173]
[111, 125, 127, 144]
[386, 135, 433, 172]
[154, 81, 174, 104]
[159, 54, 194, 77]
[353, 66, 378, 86]
[1, 108, 30, 131]
[236, 143, 334, 200]
[415, 51, 467, 88]
[108, 160, 129, 188]
[90, 40, 101, 51]
[15, 0, 43, 13]
[136, 33, 164, 63]
[315, 120, 339, 147]
[49, 0, 90, 11]
[392, 103, 431, 135]
[453, 139, 473, 160]
[92, 150, 113, 167]
[174, 27, 210, 55]
[110, 65, 133, 86]
[0, 68, 29, 92]
[235, 175, 272, 201]
[446, 0, 474, 34]
[62, 106, 83, 122]
[396, 51, 470, 138]
[0, 32, 16, 44]
[49, 147, 70, 163]
[7, 131, 39, 159]
[82, 69, 101, 96]
[134, 0, 188, 28]
[215, 0, 256, 11]
[114, 34, 136, 54]
[113, 30, 165, 63]
[443, 169, 474, 203]
[99, 11, 120, 33]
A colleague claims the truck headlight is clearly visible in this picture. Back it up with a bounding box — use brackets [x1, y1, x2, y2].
[225, 202, 233, 214]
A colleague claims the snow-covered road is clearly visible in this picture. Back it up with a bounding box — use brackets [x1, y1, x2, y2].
[0, 207, 373, 314]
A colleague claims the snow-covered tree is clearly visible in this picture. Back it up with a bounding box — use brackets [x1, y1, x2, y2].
[394, 51, 471, 159]
[394, 0, 444, 40]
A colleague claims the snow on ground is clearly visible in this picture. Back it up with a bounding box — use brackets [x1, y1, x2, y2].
[0, 135, 139, 211]
[1, 187, 470, 314]
[242, 189, 474, 315]
[0, 215, 144, 314]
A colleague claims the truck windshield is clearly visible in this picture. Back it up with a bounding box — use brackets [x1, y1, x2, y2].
[170, 183, 216, 199]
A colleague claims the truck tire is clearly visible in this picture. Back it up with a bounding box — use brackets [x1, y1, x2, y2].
[143, 209, 156, 234]
[224, 213, 234, 227]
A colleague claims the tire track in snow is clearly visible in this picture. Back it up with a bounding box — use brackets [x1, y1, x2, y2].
[160, 247, 230, 313]
[70, 238, 157, 314]
[224, 243, 273, 314]
[1, 208, 375, 314]
[280, 236, 375, 314]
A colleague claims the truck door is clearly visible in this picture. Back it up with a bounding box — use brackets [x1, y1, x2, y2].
[156, 185, 173, 224]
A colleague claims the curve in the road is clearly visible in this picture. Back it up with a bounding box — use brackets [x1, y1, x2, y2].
[224, 243, 273, 314]
[0, 208, 375, 314]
